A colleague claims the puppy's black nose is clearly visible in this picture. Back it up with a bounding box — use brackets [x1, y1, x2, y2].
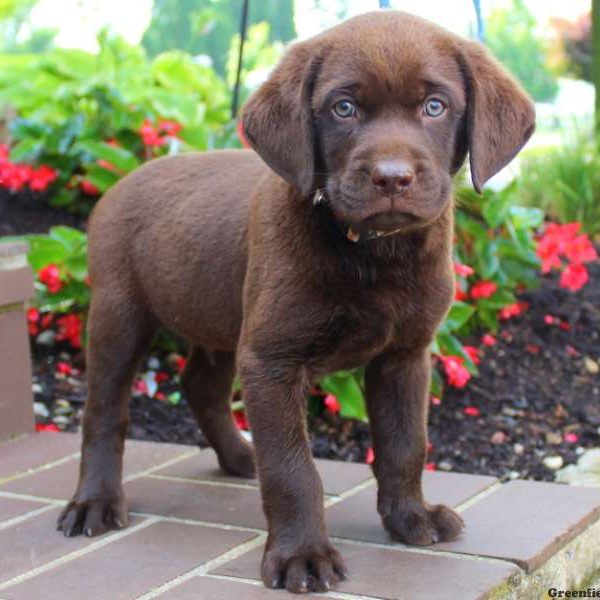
[371, 161, 414, 195]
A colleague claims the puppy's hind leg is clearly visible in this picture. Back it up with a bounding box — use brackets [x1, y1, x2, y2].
[58, 289, 156, 537]
[182, 347, 255, 478]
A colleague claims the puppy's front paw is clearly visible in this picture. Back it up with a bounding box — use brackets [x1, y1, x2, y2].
[382, 500, 464, 545]
[57, 492, 128, 538]
[262, 539, 348, 593]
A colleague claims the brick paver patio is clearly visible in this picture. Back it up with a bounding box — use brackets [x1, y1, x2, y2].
[1, 432, 599, 599]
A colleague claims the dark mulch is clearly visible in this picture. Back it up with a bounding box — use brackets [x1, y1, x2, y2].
[0, 190, 86, 236]
[31, 260, 600, 482]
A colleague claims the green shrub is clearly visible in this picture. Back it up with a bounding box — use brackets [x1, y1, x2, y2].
[0, 30, 233, 213]
[486, 0, 558, 102]
[518, 134, 600, 237]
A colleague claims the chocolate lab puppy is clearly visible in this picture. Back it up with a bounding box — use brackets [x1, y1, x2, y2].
[58, 10, 534, 594]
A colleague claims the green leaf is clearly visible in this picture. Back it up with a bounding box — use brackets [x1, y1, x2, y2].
[82, 163, 121, 193]
[49, 226, 87, 251]
[474, 239, 499, 279]
[49, 189, 76, 208]
[508, 206, 544, 229]
[26, 236, 69, 270]
[319, 372, 367, 421]
[482, 190, 512, 227]
[76, 140, 140, 173]
[442, 301, 475, 332]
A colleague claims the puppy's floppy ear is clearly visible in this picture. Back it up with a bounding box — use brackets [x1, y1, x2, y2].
[458, 41, 535, 193]
[242, 42, 321, 196]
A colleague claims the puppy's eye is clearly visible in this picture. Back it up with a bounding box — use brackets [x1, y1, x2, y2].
[423, 97, 446, 118]
[332, 100, 357, 119]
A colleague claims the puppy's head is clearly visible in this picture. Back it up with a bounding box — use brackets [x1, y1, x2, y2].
[242, 11, 534, 238]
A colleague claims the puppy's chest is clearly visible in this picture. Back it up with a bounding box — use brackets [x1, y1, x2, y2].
[312, 288, 423, 375]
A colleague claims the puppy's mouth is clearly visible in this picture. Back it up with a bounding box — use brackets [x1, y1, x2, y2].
[316, 188, 422, 242]
[344, 211, 418, 243]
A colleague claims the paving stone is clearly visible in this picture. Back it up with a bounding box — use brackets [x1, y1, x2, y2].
[0, 432, 81, 481]
[2, 521, 255, 600]
[434, 480, 600, 572]
[158, 576, 324, 599]
[155, 449, 374, 496]
[0, 507, 140, 584]
[326, 470, 497, 543]
[0, 497, 48, 523]
[125, 477, 266, 529]
[0, 438, 194, 500]
[212, 541, 518, 600]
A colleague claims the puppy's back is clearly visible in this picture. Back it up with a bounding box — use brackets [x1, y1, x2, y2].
[88, 149, 267, 348]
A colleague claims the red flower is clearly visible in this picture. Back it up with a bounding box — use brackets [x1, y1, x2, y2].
[324, 393, 341, 414]
[464, 406, 480, 417]
[482, 333, 497, 346]
[454, 282, 468, 301]
[560, 263, 588, 292]
[140, 119, 166, 147]
[431, 396, 442, 406]
[499, 302, 527, 320]
[27, 307, 40, 336]
[158, 119, 182, 137]
[233, 410, 249, 431]
[365, 447, 375, 465]
[564, 432, 579, 443]
[525, 343, 540, 354]
[544, 314, 556, 325]
[81, 179, 99, 196]
[453, 262, 474, 277]
[462, 345, 480, 365]
[424, 462, 436, 471]
[0, 163, 32, 191]
[470, 280, 497, 300]
[174, 355, 187, 373]
[55, 313, 83, 348]
[56, 361, 72, 376]
[439, 355, 471, 388]
[38, 264, 63, 294]
[35, 423, 61, 432]
[133, 379, 149, 395]
[0, 143, 8, 162]
[565, 234, 598, 264]
[155, 371, 170, 383]
[29, 165, 58, 192]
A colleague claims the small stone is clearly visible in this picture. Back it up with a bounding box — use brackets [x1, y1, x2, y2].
[54, 399, 72, 415]
[545, 432, 562, 445]
[52, 415, 70, 426]
[514, 443, 525, 455]
[148, 357, 161, 370]
[33, 402, 49, 418]
[36, 330, 55, 346]
[584, 356, 599, 374]
[508, 470, 520, 480]
[32, 383, 43, 394]
[438, 461, 453, 471]
[543, 455, 564, 470]
[490, 431, 507, 444]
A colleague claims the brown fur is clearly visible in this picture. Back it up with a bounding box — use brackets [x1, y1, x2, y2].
[57, 11, 534, 594]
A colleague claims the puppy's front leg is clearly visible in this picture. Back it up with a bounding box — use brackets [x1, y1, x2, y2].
[239, 349, 347, 593]
[365, 348, 464, 545]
